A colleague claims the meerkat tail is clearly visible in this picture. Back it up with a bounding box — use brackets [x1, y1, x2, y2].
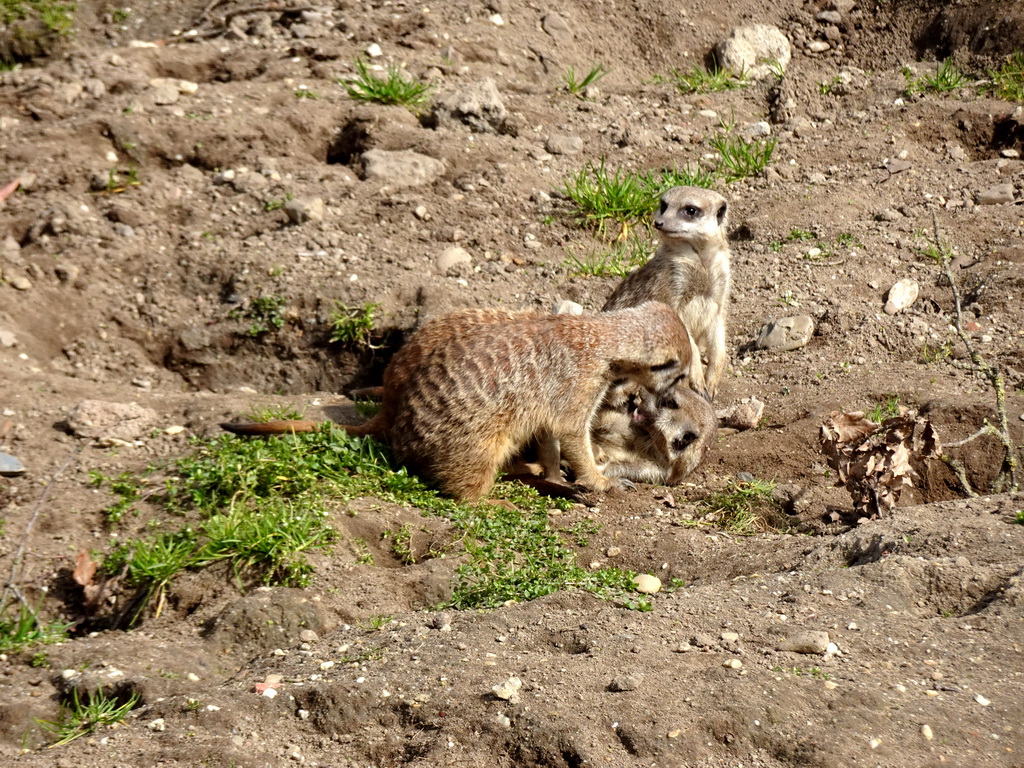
[220, 416, 385, 437]
[348, 385, 385, 400]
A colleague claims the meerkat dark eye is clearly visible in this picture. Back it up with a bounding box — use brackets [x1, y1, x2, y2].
[650, 359, 678, 372]
[658, 200, 668, 215]
[671, 432, 697, 452]
[662, 397, 679, 409]
[682, 205, 699, 218]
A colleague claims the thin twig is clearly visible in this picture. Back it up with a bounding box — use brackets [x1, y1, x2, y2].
[2, 445, 84, 611]
[932, 213, 1020, 493]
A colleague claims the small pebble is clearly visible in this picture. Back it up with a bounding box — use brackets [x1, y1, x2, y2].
[633, 574, 662, 594]
[974, 693, 991, 706]
[722, 659, 743, 670]
[921, 724, 933, 740]
[148, 718, 166, 731]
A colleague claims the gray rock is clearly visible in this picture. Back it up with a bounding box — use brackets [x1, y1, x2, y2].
[298, 629, 320, 644]
[0, 452, 25, 476]
[151, 83, 180, 105]
[0, 329, 17, 347]
[778, 630, 830, 654]
[816, 10, 842, 24]
[740, 121, 771, 140]
[807, 40, 831, 53]
[976, 184, 1015, 205]
[716, 397, 764, 431]
[715, 24, 792, 81]
[9, 275, 31, 290]
[430, 78, 512, 134]
[552, 299, 584, 315]
[437, 246, 472, 273]
[753, 315, 814, 351]
[545, 135, 583, 155]
[2, 235, 19, 252]
[67, 400, 159, 442]
[362, 149, 445, 188]
[284, 197, 324, 225]
[608, 674, 643, 692]
[541, 12, 573, 44]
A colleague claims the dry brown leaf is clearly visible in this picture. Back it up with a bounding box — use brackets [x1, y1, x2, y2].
[0, 178, 19, 202]
[73, 549, 97, 587]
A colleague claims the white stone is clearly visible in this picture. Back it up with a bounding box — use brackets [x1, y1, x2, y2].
[715, 24, 792, 81]
[633, 574, 662, 594]
[884, 278, 919, 315]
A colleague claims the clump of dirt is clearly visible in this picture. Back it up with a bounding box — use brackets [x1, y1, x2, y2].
[1, 0, 1023, 765]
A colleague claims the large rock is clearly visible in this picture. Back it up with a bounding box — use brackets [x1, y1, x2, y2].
[715, 24, 792, 81]
[753, 315, 814, 352]
[67, 400, 158, 442]
[429, 78, 514, 134]
[361, 149, 445, 188]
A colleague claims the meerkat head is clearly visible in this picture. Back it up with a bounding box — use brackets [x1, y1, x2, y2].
[653, 186, 728, 247]
[651, 385, 717, 484]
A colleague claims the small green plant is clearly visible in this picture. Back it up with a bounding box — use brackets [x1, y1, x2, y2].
[184, 697, 202, 712]
[382, 524, 415, 564]
[329, 301, 382, 348]
[835, 232, 861, 248]
[102, 166, 141, 193]
[264, 193, 293, 212]
[561, 518, 600, 547]
[38, 688, 140, 746]
[772, 665, 832, 680]
[988, 51, 1024, 102]
[1013, 510, 1024, 525]
[696, 478, 780, 535]
[776, 290, 799, 308]
[0, 58, 19, 72]
[351, 537, 374, 565]
[785, 228, 816, 242]
[363, 614, 393, 630]
[0, 0, 76, 35]
[340, 57, 432, 110]
[294, 86, 320, 100]
[0, 600, 70, 654]
[920, 340, 953, 364]
[230, 294, 287, 337]
[244, 404, 305, 422]
[709, 134, 777, 181]
[904, 59, 971, 94]
[817, 73, 848, 96]
[659, 63, 746, 94]
[109, 6, 130, 23]
[563, 232, 654, 277]
[89, 469, 145, 523]
[865, 394, 901, 423]
[562, 64, 609, 97]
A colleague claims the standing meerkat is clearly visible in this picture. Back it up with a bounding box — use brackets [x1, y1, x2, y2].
[602, 185, 731, 401]
[223, 303, 694, 501]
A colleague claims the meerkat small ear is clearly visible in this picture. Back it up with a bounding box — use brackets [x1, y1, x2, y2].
[716, 201, 728, 226]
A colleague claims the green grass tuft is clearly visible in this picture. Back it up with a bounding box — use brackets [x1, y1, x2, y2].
[696, 478, 780, 535]
[38, 688, 140, 746]
[989, 51, 1024, 102]
[0, 600, 70, 654]
[865, 394, 901, 423]
[708, 134, 777, 181]
[904, 59, 971, 94]
[0, 0, 76, 35]
[340, 58, 432, 110]
[562, 64, 609, 97]
[329, 301, 383, 348]
[563, 231, 655, 277]
[560, 160, 716, 233]
[658, 64, 746, 94]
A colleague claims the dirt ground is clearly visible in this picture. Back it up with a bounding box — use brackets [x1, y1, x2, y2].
[2, 0, 1024, 765]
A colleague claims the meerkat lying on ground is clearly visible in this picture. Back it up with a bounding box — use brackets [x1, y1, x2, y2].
[603, 185, 731, 401]
[223, 302, 693, 501]
[591, 380, 716, 485]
